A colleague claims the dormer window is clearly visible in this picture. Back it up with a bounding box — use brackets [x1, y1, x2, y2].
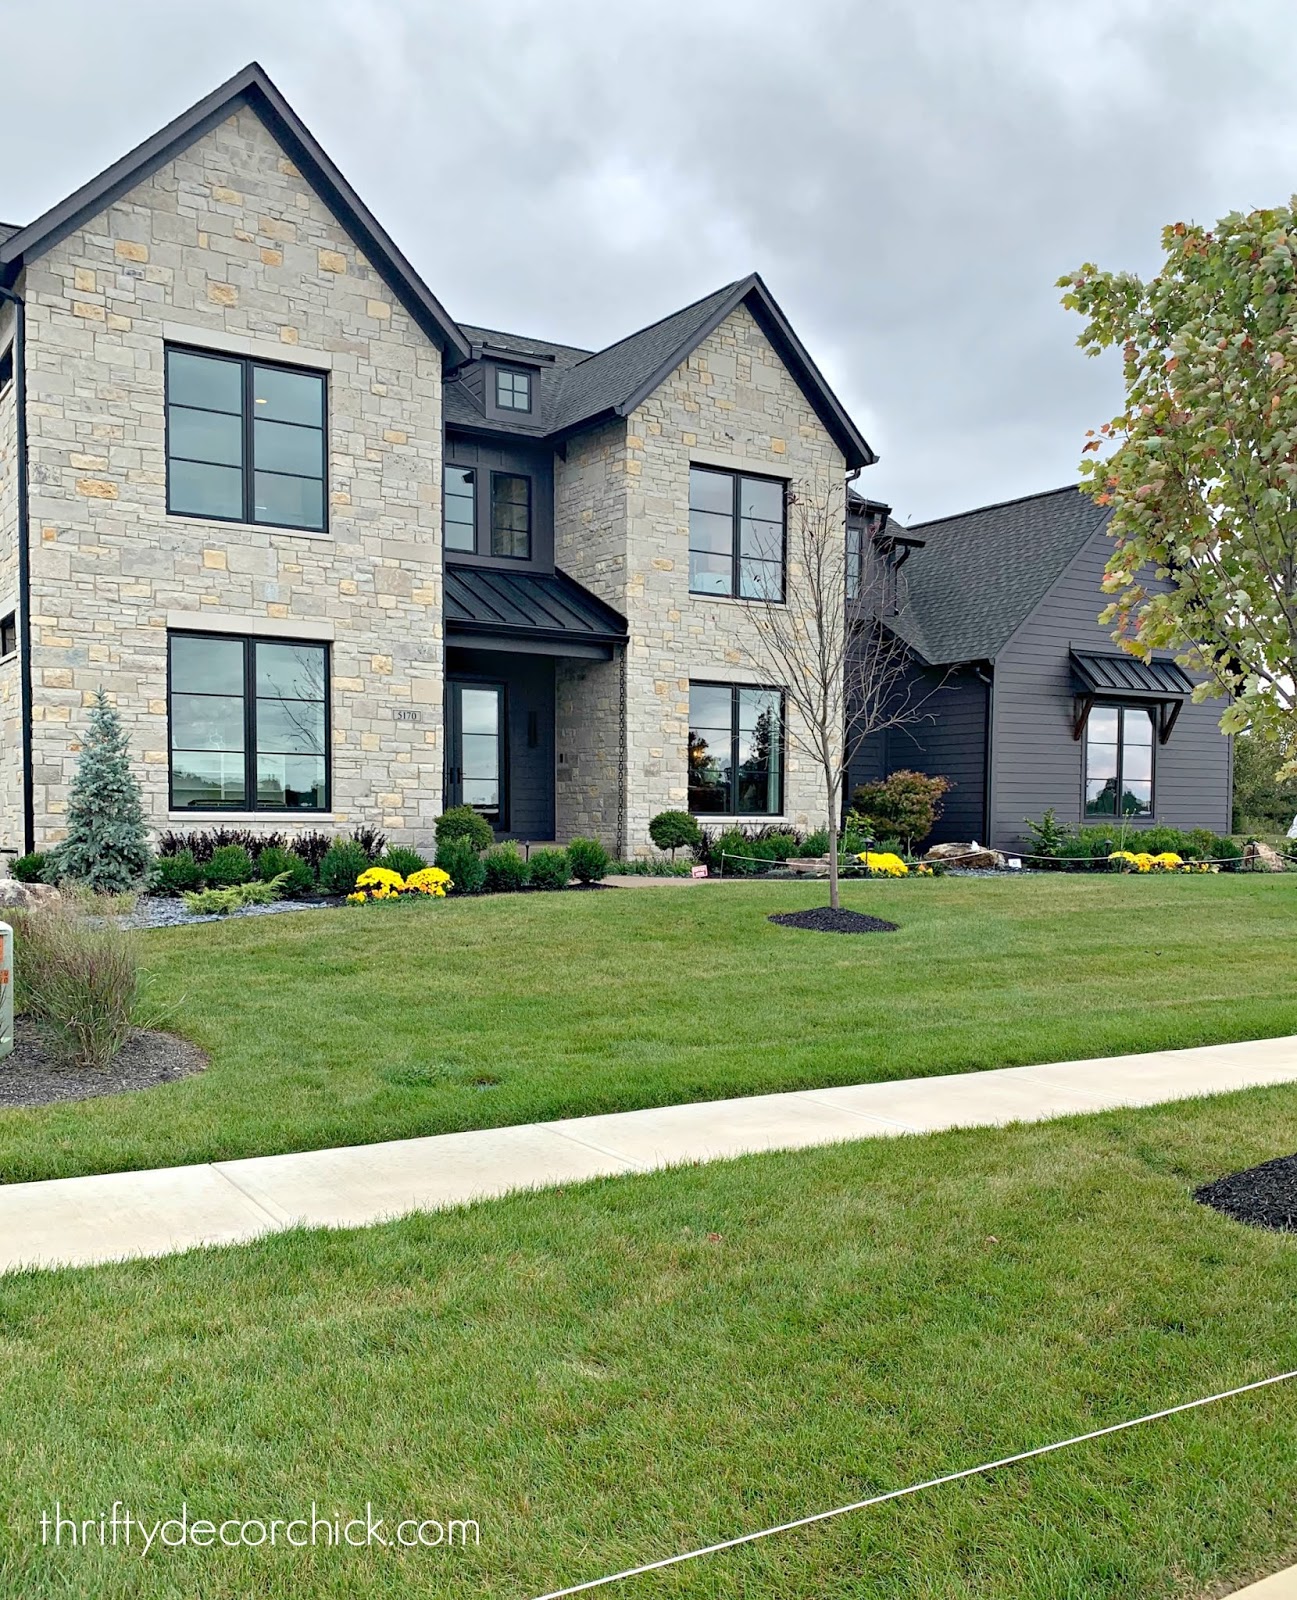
[495, 367, 532, 412]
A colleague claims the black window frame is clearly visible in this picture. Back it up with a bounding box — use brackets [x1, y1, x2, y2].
[166, 630, 332, 814]
[1083, 701, 1156, 819]
[687, 679, 785, 818]
[688, 465, 787, 603]
[0, 344, 12, 399]
[489, 470, 532, 560]
[494, 366, 532, 413]
[164, 344, 329, 535]
[0, 610, 15, 659]
[444, 463, 477, 553]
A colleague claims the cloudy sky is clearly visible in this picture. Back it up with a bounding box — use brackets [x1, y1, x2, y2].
[3, 1, 1294, 522]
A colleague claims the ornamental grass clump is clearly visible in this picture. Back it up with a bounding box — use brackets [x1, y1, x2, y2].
[9, 903, 151, 1069]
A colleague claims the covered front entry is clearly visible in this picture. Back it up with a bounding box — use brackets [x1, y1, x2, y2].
[443, 564, 628, 843]
[446, 650, 556, 838]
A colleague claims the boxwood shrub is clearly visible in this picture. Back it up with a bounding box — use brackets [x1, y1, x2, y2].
[206, 844, 255, 887]
[254, 846, 316, 898]
[567, 836, 609, 884]
[436, 836, 487, 895]
[482, 843, 529, 893]
[527, 847, 571, 890]
[436, 805, 494, 853]
[318, 840, 370, 896]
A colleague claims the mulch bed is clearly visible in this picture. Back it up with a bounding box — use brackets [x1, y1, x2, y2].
[1195, 1153, 1297, 1233]
[0, 1017, 208, 1110]
[768, 907, 899, 935]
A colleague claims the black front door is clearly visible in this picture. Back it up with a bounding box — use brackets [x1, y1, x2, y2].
[446, 681, 506, 828]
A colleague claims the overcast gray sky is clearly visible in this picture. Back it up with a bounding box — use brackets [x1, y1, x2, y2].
[4, 0, 1295, 521]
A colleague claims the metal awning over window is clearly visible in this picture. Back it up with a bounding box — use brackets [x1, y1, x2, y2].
[444, 563, 628, 659]
[1070, 649, 1196, 745]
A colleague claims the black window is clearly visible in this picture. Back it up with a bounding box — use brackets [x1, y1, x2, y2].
[1084, 704, 1154, 817]
[490, 473, 531, 559]
[166, 348, 326, 532]
[0, 611, 15, 658]
[688, 682, 784, 816]
[444, 466, 476, 553]
[688, 466, 785, 600]
[495, 367, 531, 411]
[0, 345, 12, 398]
[168, 632, 329, 811]
[846, 522, 863, 600]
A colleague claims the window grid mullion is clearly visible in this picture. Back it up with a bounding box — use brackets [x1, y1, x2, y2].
[730, 684, 740, 813]
[242, 360, 255, 525]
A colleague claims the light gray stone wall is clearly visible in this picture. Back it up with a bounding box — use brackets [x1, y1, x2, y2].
[554, 418, 628, 848]
[19, 106, 445, 852]
[0, 298, 20, 859]
[558, 303, 845, 856]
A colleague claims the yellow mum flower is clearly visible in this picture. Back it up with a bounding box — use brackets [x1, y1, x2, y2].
[857, 851, 909, 877]
[345, 891, 367, 904]
[356, 866, 406, 891]
[405, 867, 452, 893]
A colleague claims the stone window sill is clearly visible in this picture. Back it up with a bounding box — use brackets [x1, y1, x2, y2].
[166, 812, 338, 824]
[166, 514, 334, 544]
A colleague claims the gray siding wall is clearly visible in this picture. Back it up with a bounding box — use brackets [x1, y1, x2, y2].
[989, 529, 1232, 848]
[447, 646, 555, 840]
[848, 662, 989, 844]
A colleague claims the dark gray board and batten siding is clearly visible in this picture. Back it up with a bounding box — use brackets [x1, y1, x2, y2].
[848, 664, 990, 845]
[988, 528, 1232, 848]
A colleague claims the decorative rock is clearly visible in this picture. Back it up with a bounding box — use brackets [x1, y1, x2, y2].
[924, 841, 1005, 870]
[0, 881, 62, 910]
[1243, 840, 1287, 872]
[784, 856, 828, 875]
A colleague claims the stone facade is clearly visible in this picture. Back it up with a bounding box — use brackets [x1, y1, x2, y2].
[556, 304, 845, 856]
[15, 107, 445, 853]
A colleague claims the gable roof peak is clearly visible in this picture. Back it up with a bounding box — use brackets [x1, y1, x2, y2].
[0, 60, 470, 362]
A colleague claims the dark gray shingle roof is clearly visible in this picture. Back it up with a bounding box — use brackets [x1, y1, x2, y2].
[444, 563, 627, 645]
[890, 485, 1111, 665]
[0, 222, 21, 246]
[459, 324, 592, 368]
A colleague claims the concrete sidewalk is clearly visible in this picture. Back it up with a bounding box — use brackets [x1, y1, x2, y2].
[1230, 1569, 1297, 1597]
[2, 1035, 1295, 1274]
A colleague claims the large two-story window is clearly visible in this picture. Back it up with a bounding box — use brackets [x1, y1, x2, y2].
[490, 473, 531, 559]
[169, 632, 329, 811]
[688, 467, 785, 600]
[166, 348, 327, 532]
[1084, 704, 1154, 817]
[444, 466, 476, 552]
[688, 682, 784, 815]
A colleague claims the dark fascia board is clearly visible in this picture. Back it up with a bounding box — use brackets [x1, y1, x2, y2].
[446, 617, 625, 650]
[618, 274, 876, 471]
[469, 343, 556, 366]
[0, 62, 471, 364]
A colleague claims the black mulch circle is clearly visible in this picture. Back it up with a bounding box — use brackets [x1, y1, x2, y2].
[0, 1017, 208, 1110]
[1195, 1152, 1297, 1233]
[768, 907, 899, 935]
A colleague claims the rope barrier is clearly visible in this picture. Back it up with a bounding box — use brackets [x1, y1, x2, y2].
[714, 844, 1276, 874]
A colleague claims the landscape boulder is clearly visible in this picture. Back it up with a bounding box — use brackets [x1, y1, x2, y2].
[0, 881, 62, 910]
[1243, 840, 1287, 873]
[784, 856, 829, 876]
[924, 841, 1005, 871]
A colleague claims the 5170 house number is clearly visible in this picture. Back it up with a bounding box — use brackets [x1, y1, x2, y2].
[393, 709, 422, 724]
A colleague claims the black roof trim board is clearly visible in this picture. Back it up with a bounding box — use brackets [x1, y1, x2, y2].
[0, 63, 471, 363]
[444, 564, 628, 646]
[1070, 649, 1195, 698]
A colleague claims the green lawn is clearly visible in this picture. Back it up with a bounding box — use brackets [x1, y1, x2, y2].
[3, 875, 1297, 1185]
[3, 1087, 1297, 1597]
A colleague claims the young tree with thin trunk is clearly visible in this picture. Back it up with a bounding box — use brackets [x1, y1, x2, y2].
[738, 480, 934, 910]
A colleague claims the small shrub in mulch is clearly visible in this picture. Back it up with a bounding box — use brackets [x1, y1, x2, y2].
[1195, 1152, 1297, 1233]
[0, 1017, 207, 1110]
[768, 907, 898, 935]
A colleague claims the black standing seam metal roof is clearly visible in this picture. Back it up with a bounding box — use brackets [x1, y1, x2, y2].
[885, 485, 1113, 666]
[1070, 650, 1195, 697]
[444, 564, 628, 644]
[0, 63, 471, 363]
